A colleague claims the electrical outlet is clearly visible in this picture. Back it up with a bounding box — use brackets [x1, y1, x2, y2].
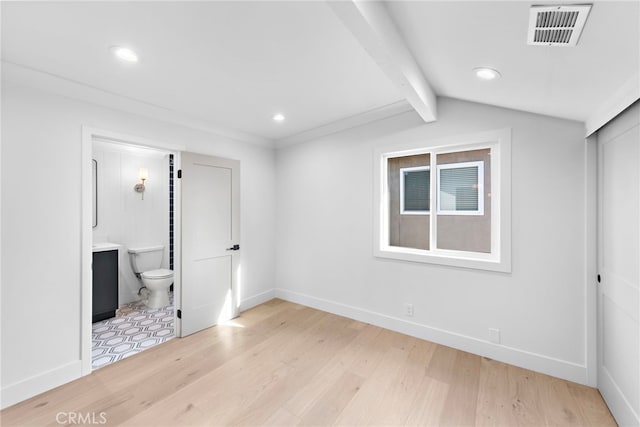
[489, 328, 501, 344]
[404, 303, 414, 317]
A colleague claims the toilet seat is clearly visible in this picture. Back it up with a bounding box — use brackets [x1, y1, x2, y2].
[141, 268, 173, 279]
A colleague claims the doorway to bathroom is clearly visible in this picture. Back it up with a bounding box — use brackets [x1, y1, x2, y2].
[89, 137, 177, 370]
[81, 127, 242, 375]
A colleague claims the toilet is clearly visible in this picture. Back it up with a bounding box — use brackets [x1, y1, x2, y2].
[128, 245, 173, 309]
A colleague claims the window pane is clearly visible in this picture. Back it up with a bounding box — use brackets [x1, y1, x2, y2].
[439, 166, 479, 211]
[387, 154, 430, 250]
[436, 149, 491, 253]
[403, 169, 430, 212]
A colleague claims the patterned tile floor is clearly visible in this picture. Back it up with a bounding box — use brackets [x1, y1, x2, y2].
[92, 293, 174, 370]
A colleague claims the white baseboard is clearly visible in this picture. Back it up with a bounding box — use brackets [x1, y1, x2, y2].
[599, 366, 639, 426]
[1, 290, 272, 409]
[240, 289, 276, 312]
[274, 288, 588, 385]
[1, 361, 82, 409]
[0, 289, 587, 409]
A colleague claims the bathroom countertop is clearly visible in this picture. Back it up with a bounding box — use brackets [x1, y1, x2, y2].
[92, 242, 121, 253]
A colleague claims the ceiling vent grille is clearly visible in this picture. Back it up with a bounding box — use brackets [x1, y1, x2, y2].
[527, 4, 592, 46]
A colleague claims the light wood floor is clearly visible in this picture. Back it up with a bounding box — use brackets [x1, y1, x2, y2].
[1, 299, 615, 426]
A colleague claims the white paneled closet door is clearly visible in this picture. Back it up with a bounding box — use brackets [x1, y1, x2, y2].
[597, 101, 639, 426]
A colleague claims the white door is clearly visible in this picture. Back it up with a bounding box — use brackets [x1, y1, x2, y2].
[180, 152, 240, 337]
[597, 101, 639, 426]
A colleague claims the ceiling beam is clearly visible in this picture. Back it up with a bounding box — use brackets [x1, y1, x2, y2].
[328, 0, 437, 123]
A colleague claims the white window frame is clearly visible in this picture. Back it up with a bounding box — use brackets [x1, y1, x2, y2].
[436, 160, 484, 216]
[373, 128, 511, 273]
[400, 166, 430, 215]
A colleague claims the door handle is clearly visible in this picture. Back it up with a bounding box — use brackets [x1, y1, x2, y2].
[226, 244, 240, 251]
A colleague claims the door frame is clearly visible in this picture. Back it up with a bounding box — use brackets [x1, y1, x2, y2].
[80, 126, 185, 376]
[585, 135, 598, 387]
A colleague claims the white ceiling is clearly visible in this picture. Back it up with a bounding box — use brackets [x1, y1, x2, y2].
[387, 1, 639, 123]
[2, 1, 639, 144]
[0, 1, 403, 141]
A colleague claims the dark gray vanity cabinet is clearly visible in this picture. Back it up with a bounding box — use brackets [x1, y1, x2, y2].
[92, 249, 118, 323]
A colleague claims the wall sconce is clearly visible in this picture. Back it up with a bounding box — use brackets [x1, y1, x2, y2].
[134, 168, 148, 200]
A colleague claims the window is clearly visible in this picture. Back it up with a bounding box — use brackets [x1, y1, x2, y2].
[437, 161, 483, 215]
[374, 128, 511, 272]
[400, 166, 430, 214]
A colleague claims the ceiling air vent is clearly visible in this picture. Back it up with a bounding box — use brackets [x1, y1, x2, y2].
[527, 4, 592, 46]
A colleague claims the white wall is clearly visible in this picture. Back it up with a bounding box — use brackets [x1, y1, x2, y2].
[0, 84, 277, 407]
[92, 142, 170, 305]
[275, 97, 591, 384]
[0, 81, 593, 407]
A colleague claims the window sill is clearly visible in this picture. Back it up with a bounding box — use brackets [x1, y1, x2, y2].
[375, 245, 511, 273]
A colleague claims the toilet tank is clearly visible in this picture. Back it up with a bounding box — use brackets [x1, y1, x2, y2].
[128, 245, 164, 273]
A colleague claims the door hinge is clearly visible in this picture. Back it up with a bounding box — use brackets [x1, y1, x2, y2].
[597, 274, 601, 283]
[177, 169, 182, 179]
[177, 309, 182, 319]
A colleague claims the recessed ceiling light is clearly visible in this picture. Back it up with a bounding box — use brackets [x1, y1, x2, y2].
[273, 113, 285, 122]
[110, 46, 138, 63]
[473, 67, 501, 81]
